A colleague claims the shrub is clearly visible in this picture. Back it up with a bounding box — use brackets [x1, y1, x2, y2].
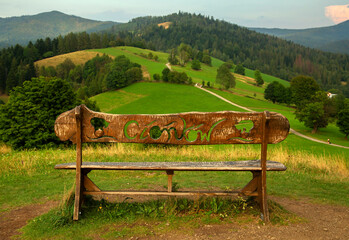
[0, 77, 78, 149]
[191, 60, 201, 70]
[153, 73, 161, 81]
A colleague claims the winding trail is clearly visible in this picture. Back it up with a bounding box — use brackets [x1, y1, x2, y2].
[195, 85, 349, 149]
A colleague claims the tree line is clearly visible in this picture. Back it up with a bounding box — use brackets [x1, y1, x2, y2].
[265, 76, 349, 136]
[0, 31, 144, 94]
[0, 54, 144, 149]
[1, 12, 349, 97]
[110, 12, 349, 97]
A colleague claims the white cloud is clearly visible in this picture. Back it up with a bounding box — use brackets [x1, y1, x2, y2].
[325, 4, 349, 24]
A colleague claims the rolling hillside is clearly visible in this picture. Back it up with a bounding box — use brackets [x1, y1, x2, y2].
[0, 11, 118, 48]
[250, 20, 349, 54]
[72, 46, 348, 148]
[36, 46, 349, 148]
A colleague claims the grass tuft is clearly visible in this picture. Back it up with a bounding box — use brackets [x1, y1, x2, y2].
[21, 196, 299, 239]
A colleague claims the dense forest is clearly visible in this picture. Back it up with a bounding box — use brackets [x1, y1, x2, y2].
[117, 13, 349, 95]
[1, 12, 349, 96]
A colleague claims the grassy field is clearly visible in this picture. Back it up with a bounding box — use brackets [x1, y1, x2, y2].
[2, 46, 349, 238]
[1, 140, 348, 238]
[91, 47, 169, 80]
[91, 82, 244, 114]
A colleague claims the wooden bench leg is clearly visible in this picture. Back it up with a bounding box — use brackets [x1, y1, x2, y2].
[240, 171, 258, 196]
[73, 169, 83, 220]
[166, 170, 174, 193]
[83, 172, 101, 192]
[257, 170, 269, 222]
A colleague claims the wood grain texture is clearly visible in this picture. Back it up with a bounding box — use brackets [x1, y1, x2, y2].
[54, 160, 287, 171]
[54, 105, 290, 145]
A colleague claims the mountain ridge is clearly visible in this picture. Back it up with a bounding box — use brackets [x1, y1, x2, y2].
[0, 11, 118, 48]
[250, 20, 349, 54]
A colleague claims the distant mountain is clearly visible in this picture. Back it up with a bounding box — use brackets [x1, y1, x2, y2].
[0, 11, 118, 48]
[250, 20, 349, 54]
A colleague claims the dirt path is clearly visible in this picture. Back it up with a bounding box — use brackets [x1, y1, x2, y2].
[166, 62, 172, 71]
[155, 197, 349, 240]
[0, 201, 59, 240]
[196, 86, 349, 149]
[1, 198, 348, 239]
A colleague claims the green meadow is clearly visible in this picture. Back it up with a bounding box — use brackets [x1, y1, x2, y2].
[91, 46, 348, 147]
[1, 46, 349, 239]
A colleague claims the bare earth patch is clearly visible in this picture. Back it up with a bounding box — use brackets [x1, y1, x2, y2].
[155, 197, 349, 240]
[1, 197, 348, 239]
[0, 201, 58, 240]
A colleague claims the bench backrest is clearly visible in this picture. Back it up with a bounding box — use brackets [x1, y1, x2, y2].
[55, 105, 289, 145]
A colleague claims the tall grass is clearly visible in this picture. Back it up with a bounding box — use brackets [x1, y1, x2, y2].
[2, 144, 347, 180]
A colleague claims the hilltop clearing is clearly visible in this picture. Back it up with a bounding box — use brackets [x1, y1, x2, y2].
[35, 50, 114, 68]
[157, 22, 172, 29]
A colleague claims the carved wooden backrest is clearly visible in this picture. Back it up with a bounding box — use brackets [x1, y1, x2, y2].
[55, 105, 289, 145]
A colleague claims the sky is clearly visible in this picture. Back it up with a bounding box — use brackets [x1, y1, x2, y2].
[0, 0, 349, 29]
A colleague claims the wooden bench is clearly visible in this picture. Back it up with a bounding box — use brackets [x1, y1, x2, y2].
[54, 105, 289, 222]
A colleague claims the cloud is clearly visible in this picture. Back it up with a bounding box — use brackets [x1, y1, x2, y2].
[325, 4, 349, 24]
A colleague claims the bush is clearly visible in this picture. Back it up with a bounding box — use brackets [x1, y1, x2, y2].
[234, 64, 245, 75]
[106, 55, 142, 90]
[191, 60, 201, 70]
[216, 64, 236, 89]
[153, 73, 161, 81]
[0, 77, 78, 149]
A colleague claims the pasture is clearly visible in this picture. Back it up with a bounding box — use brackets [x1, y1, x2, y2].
[2, 46, 349, 239]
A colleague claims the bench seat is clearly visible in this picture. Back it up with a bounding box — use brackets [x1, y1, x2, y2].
[55, 160, 286, 171]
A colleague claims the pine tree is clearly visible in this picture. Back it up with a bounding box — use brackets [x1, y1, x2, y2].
[254, 70, 264, 86]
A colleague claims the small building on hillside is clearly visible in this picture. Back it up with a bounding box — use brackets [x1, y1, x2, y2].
[327, 92, 337, 98]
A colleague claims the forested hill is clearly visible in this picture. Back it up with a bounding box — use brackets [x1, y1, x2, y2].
[108, 13, 349, 95]
[1, 12, 349, 97]
[250, 20, 349, 54]
[0, 11, 118, 48]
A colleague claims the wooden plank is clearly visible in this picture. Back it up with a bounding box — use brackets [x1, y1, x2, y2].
[55, 105, 290, 145]
[83, 175, 101, 192]
[55, 160, 287, 171]
[83, 190, 256, 197]
[240, 172, 258, 196]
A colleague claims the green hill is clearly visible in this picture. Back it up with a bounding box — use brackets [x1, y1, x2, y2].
[0, 11, 118, 48]
[89, 46, 349, 149]
[106, 12, 349, 95]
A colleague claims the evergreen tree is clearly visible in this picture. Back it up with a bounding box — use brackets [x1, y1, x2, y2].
[254, 70, 264, 86]
[0, 60, 6, 93]
[168, 48, 179, 65]
[201, 54, 212, 66]
[290, 75, 320, 109]
[216, 64, 236, 89]
[0, 77, 78, 149]
[234, 64, 245, 75]
[24, 61, 37, 81]
[6, 58, 18, 93]
[191, 60, 201, 70]
[162, 67, 170, 82]
[337, 108, 349, 139]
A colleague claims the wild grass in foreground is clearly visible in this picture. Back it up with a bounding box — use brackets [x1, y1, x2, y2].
[1, 142, 348, 211]
[20, 191, 300, 240]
